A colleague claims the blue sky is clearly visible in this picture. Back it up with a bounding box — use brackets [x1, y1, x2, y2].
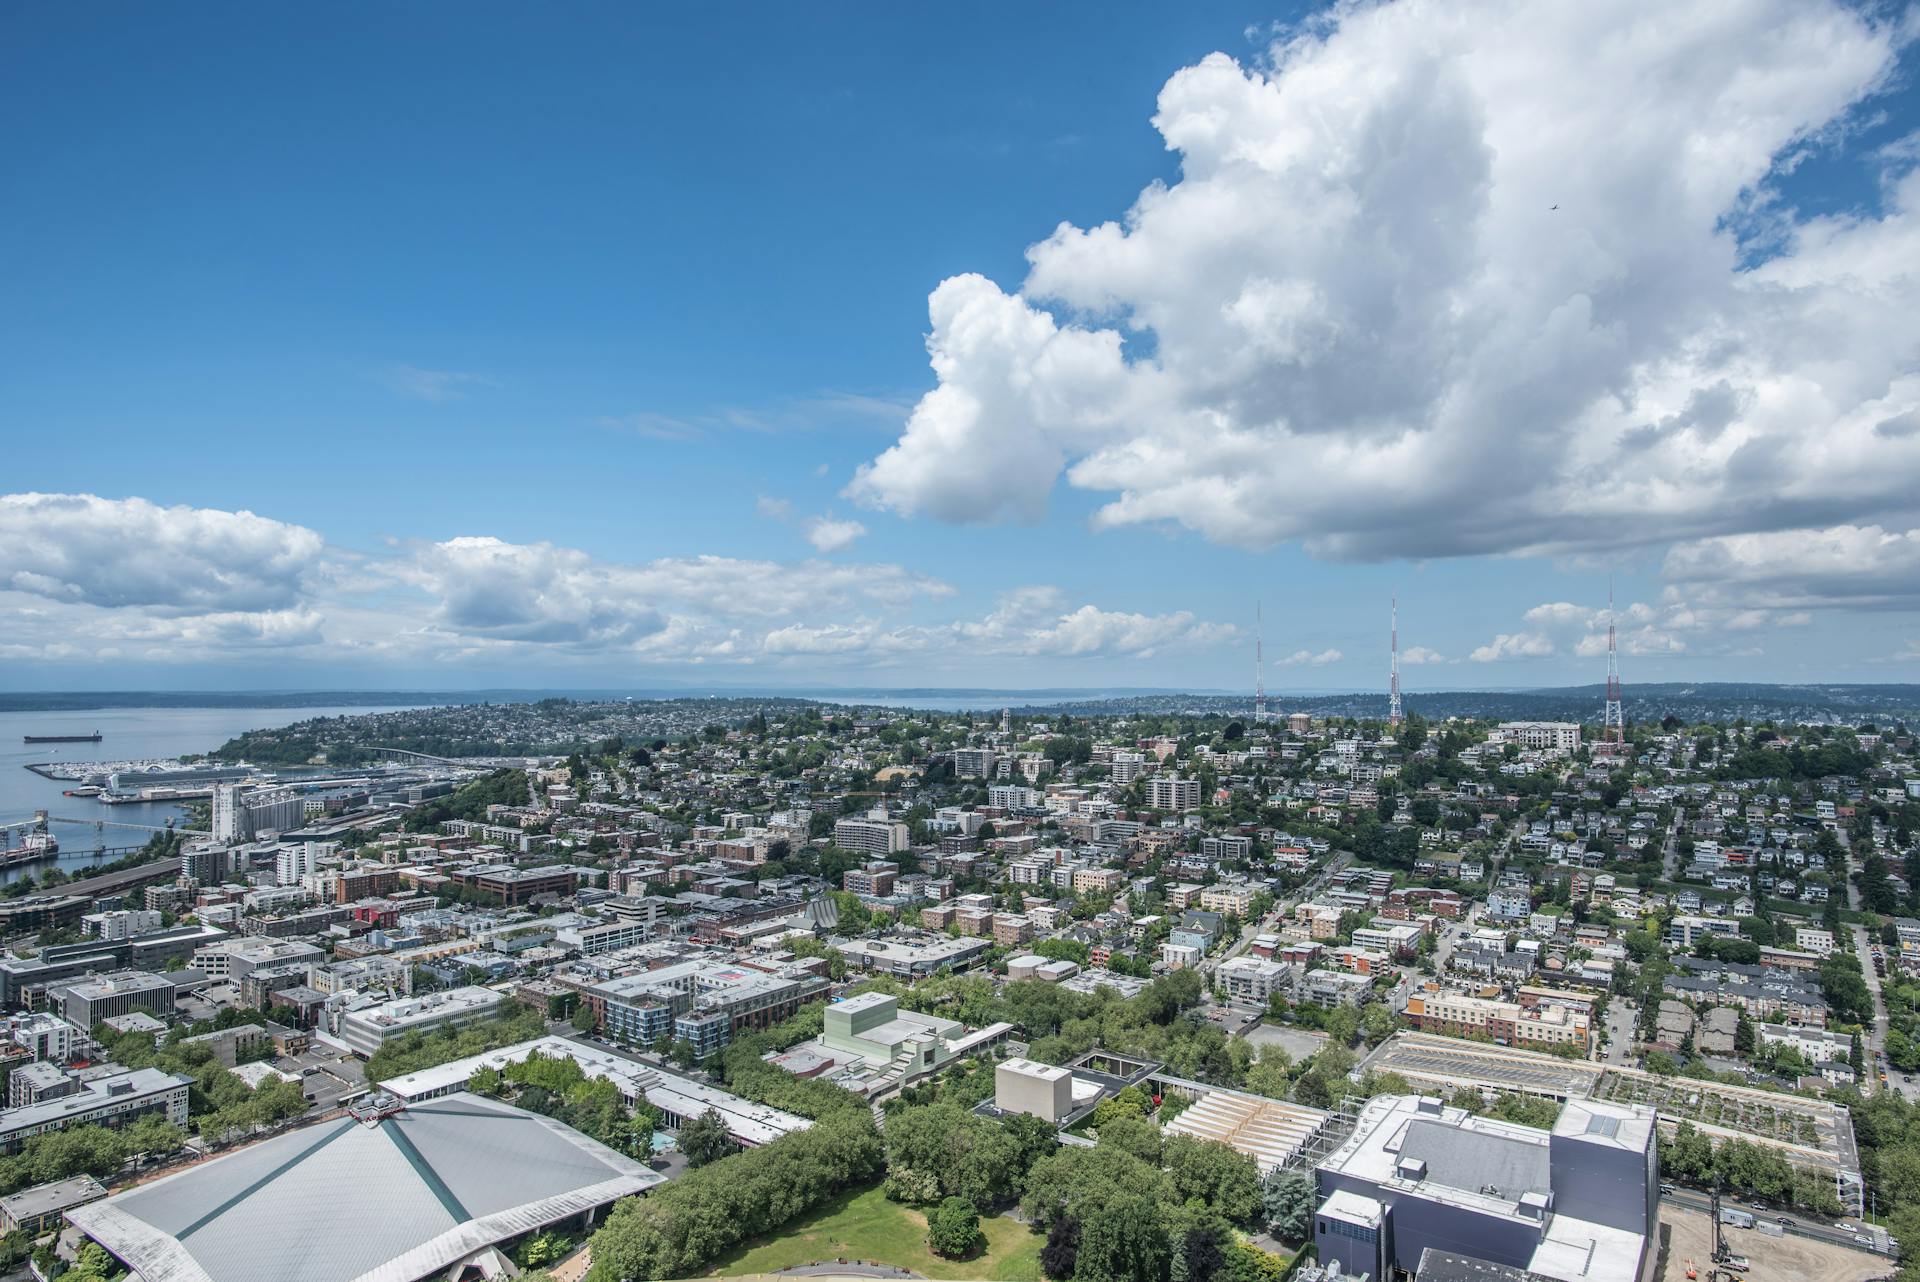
[3, 2, 1919, 693]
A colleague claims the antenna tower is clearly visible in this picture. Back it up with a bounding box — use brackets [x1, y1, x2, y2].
[1388, 597, 1404, 727]
[1603, 582, 1624, 744]
[1254, 602, 1267, 722]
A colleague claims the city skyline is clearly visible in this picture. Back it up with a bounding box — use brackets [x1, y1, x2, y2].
[5, 1, 1920, 691]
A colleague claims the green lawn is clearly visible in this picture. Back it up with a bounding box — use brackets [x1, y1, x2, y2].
[697, 1183, 1045, 1282]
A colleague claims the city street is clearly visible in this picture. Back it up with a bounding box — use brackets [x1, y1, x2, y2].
[1210, 849, 1353, 972]
[1604, 998, 1638, 1066]
[1850, 922, 1913, 1100]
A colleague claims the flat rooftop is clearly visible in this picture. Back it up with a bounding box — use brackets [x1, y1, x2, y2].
[379, 1035, 810, 1147]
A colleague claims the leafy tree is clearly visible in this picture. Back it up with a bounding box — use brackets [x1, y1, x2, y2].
[585, 1109, 884, 1282]
[68, 1241, 115, 1282]
[1075, 1192, 1171, 1282]
[1262, 1168, 1315, 1241]
[1091, 1084, 1150, 1127]
[1021, 1143, 1173, 1231]
[927, 1196, 984, 1259]
[1040, 1216, 1080, 1280]
[1163, 1134, 1262, 1225]
[882, 1100, 1021, 1209]
[679, 1108, 738, 1168]
[1096, 1114, 1162, 1166]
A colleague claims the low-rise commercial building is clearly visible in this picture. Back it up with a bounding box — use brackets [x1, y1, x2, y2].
[336, 986, 506, 1058]
[48, 971, 177, 1029]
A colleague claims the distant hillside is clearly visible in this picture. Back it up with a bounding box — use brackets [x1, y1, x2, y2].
[1011, 682, 1920, 725]
[3, 681, 1915, 726]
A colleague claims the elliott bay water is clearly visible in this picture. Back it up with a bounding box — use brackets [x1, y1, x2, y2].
[0, 705, 424, 883]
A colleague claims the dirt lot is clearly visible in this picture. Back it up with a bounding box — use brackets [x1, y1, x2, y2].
[1659, 1205, 1886, 1282]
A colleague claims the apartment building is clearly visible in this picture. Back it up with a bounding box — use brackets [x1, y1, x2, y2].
[952, 748, 997, 778]
[0, 1068, 192, 1154]
[1216, 956, 1293, 1004]
[1148, 776, 1203, 812]
[1201, 834, 1252, 861]
[1200, 884, 1258, 917]
[1403, 989, 1590, 1051]
[842, 861, 899, 897]
[991, 914, 1034, 948]
[1072, 866, 1125, 895]
[833, 818, 910, 858]
[1490, 722, 1583, 753]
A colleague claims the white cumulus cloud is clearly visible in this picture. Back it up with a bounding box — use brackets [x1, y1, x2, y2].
[1278, 647, 1343, 667]
[849, 0, 1919, 575]
[804, 514, 868, 553]
[0, 493, 323, 612]
[1470, 632, 1556, 662]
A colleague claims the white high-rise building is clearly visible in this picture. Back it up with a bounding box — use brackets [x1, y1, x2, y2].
[210, 783, 244, 843]
[832, 817, 909, 857]
[276, 841, 330, 887]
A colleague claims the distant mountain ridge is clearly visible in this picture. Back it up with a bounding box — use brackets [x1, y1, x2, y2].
[1011, 682, 1920, 724]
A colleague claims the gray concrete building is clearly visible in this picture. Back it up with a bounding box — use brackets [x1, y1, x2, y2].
[1313, 1095, 1657, 1282]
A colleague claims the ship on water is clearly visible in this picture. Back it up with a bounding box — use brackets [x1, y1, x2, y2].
[0, 830, 59, 867]
[22, 732, 103, 744]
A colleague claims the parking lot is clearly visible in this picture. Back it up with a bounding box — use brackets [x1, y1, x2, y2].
[1244, 1024, 1330, 1062]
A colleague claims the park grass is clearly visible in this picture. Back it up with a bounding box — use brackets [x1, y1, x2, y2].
[698, 1183, 1045, 1282]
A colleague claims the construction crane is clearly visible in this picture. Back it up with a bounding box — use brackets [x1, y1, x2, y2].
[1708, 1187, 1751, 1279]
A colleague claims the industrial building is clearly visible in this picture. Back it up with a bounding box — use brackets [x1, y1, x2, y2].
[1313, 1094, 1658, 1282]
[66, 1091, 660, 1282]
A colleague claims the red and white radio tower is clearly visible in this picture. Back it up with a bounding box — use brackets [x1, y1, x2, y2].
[1388, 597, 1403, 728]
[1603, 582, 1625, 744]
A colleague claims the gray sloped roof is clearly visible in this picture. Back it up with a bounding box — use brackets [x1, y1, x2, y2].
[66, 1092, 660, 1282]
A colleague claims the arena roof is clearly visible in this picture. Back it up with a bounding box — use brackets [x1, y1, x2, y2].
[66, 1091, 659, 1282]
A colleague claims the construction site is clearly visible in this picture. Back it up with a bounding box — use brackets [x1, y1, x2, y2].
[1658, 1201, 1882, 1282]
